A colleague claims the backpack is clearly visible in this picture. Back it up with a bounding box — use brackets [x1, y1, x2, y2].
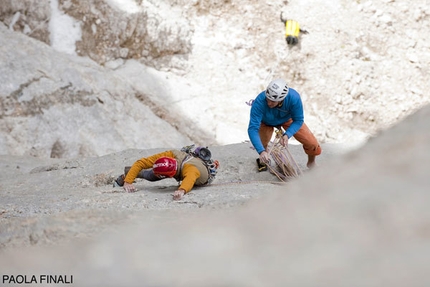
[180, 144, 219, 184]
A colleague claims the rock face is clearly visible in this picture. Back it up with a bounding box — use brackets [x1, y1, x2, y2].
[1, 0, 430, 154]
[0, 1, 429, 285]
[0, 0, 51, 44]
[0, 24, 199, 158]
[0, 99, 429, 287]
[0, 0, 193, 64]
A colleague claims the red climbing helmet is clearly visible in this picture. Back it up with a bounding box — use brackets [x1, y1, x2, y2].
[153, 157, 177, 178]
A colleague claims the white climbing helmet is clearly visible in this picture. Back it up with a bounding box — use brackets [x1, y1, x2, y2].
[265, 79, 289, 102]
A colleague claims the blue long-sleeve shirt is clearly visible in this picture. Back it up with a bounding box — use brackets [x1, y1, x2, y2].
[248, 88, 304, 154]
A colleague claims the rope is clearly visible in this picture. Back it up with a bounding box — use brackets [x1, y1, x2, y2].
[265, 128, 303, 182]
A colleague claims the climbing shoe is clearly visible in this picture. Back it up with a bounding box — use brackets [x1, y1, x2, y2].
[256, 158, 268, 172]
[113, 174, 125, 187]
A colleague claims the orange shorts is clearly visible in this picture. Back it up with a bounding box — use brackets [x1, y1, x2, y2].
[259, 119, 322, 156]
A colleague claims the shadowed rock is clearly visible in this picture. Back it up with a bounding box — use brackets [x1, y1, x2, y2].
[1, 104, 429, 286]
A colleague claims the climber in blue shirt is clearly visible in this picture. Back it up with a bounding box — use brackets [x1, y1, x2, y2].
[248, 79, 321, 169]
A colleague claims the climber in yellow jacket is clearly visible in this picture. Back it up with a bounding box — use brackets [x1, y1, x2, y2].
[114, 146, 219, 200]
[280, 12, 308, 45]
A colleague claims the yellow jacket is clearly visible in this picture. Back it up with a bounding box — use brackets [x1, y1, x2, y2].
[285, 20, 300, 37]
[124, 150, 209, 193]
